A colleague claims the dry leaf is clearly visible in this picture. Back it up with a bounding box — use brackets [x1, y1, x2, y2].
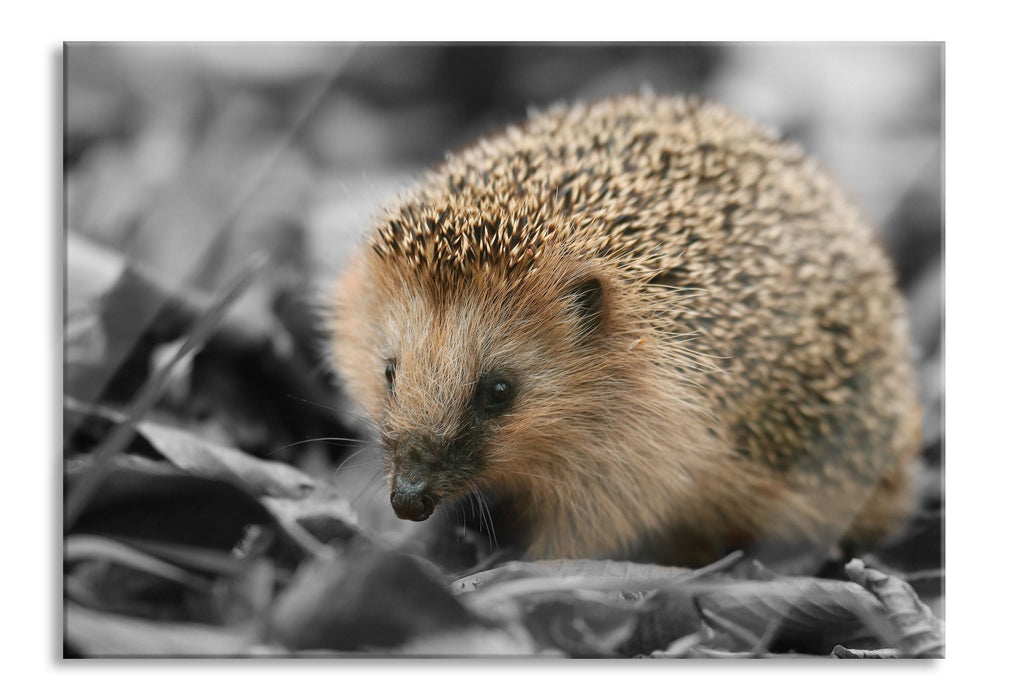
[831, 645, 900, 659]
[65, 399, 320, 500]
[845, 558, 945, 658]
[695, 576, 886, 654]
[65, 601, 266, 657]
[137, 421, 319, 499]
[269, 544, 480, 652]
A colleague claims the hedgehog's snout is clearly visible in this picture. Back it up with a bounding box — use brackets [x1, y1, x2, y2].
[388, 432, 455, 521]
[391, 474, 440, 521]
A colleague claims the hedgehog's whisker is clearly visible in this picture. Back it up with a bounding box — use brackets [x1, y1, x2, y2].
[267, 436, 367, 456]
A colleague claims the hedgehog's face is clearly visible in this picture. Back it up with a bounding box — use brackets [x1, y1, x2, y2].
[332, 253, 623, 523]
[373, 298, 518, 521]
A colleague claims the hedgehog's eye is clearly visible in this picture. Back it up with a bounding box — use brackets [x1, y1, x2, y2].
[480, 377, 514, 413]
[489, 381, 512, 404]
[385, 361, 396, 391]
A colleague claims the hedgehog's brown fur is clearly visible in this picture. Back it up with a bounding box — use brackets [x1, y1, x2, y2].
[330, 95, 921, 566]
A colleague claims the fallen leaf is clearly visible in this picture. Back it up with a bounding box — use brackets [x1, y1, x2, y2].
[66, 453, 309, 568]
[65, 398, 320, 500]
[453, 558, 697, 594]
[65, 535, 211, 592]
[694, 576, 886, 654]
[65, 601, 269, 657]
[831, 645, 900, 659]
[845, 558, 945, 658]
[269, 543, 480, 652]
[138, 420, 318, 499]
[454, 558, 711, 656]
[520, 593, 641, 657]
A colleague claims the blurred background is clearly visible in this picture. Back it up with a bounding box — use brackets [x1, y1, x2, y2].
[64, 42, 943, 540]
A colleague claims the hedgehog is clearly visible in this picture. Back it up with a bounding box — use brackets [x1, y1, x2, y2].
[328, 94, 921, 567]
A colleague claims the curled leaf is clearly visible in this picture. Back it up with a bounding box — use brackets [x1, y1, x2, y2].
[522, 594, 640, 657]
[453, 558, 709, 656]
[845, 558, 945, 658]
[694, 576, 886, 654]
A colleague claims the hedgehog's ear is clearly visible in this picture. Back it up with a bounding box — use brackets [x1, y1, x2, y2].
[565, 276, 605, 339]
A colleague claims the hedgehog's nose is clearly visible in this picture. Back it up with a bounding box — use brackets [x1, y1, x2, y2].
[391, 475, 439, 521]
